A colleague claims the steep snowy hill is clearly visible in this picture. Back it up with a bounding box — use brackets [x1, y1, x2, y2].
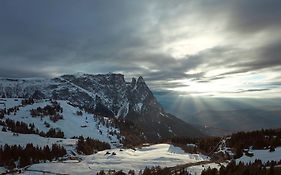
[0, 73, 204, 140]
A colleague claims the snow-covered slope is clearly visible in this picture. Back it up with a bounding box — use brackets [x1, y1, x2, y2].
[21, 144, 209, 175]
[237, 147, 281, 164]
[1, 98, 121, 147]
[0, 131, 76, 148]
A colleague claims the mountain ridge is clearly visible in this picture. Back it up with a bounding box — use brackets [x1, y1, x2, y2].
[0, 73, 205, 140]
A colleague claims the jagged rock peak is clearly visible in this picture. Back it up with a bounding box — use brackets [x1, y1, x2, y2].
[135, 76, 150, 93]
[137, 76, 145, 84]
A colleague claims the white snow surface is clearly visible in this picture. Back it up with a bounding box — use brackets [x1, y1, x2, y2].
[0, 98, 21, 108]
[1, 98, 121, 147]
[22, 144, 209, 175]
[0, 167, 6, 174]
[117, 102, 129, 118]
[186, 143, 197, 147]
[237, 147, 281, 164]
[0, 131, 76, 148]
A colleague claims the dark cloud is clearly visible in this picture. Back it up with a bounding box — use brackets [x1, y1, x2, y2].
[0, 0, 280, 96]
[214, 40, 281, 77]
[0, 0, 150, 66]
[0, 67, 49, 78]
[227, 0, 281, 34]
[236, 89, 271, 93]
[251, 40, 281, 69]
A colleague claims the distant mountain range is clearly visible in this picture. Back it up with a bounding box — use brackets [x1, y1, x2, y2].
[0, 73, 204, 141]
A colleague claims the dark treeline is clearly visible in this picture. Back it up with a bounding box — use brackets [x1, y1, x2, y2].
[95, 160, 281, 175]
[76, 136, 111, 155]
[96, 166, 186, 175]
[42, 128, 64, 138]
[30, 101, 63, 117]
[97, 170, 128, 175]
[228, 128, 281, 152]
[1, 118, 64, 138]
[161, 128, 281, 158]
[160, 136, 221, 155]
[5, 119, 37, 134]
[30, 101, 63, 122]
[141, 166, 180, 175]
[0, 143, 66, 169]
[202, 160, 281, 175]
[0, 106, 19, 117]
[21, 98, 35, 106]
[115, 119, 145, 147]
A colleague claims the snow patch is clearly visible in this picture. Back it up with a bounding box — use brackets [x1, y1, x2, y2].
[117, 102, 129, 118]
[237, 146, 281, 164]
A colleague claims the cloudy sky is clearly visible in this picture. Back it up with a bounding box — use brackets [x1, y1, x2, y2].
[1, 0, 281, 98]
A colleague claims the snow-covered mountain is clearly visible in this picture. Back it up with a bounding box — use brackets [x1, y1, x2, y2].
[0, 73, 204, 140]
[0, 73, 159, 118]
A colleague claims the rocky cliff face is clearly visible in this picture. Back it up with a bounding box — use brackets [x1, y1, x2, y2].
[0, 73, 204, 140]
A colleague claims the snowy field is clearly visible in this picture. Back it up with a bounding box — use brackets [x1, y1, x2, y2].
[20, 144, 209, 175]
[237, 147, 281, 164]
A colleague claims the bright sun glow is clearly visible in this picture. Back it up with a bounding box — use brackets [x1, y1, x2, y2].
[165, 35, 222, 59]
[166, 70, 281, 98]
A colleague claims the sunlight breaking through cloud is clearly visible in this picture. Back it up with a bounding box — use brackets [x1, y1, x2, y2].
[0, 0, 281, 97]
